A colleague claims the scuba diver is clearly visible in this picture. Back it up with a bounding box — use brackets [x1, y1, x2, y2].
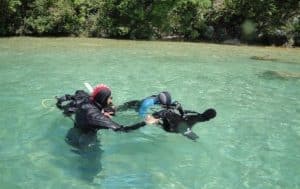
[117, 91, 217, 141]
[56, 84, 157, 148]
[56, 84, 159, 182]
[117, 91, 184, 118]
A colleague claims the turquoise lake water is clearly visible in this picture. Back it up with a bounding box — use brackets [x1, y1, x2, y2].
[0, 37, 300, 189]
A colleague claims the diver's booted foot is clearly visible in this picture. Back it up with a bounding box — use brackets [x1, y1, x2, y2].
[201, 108, 216, 121]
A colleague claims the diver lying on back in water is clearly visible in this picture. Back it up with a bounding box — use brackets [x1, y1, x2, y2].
[117, 91, 217, 140]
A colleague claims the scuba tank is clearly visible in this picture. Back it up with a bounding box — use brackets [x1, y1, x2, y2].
[56, 90, 116, 118]
[56, 90, 90, 117]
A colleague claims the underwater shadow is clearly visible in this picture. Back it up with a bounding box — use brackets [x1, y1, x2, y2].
[259, 70, 300, 80]
[250, 55, 278, 62]
[250, 55, 299, 65]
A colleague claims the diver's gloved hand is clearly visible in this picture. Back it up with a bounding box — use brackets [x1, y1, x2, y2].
[102, 105, 116, 118]
[103, 106, 116, 116]
[152, 110, 167, 119]
[172, 101, 180, 108]
[171, 101, 184, 117]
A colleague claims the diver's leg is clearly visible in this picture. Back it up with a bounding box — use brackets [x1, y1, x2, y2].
[116, 100, 141, 111]
[78, 131, 98, 149]
[65, 127, 82, 148]
[182, 128, 199, 141]
[184, 108, 217, 127]
[179, 109, 216, 141]
[65, 127, 99, 150]
[153, 110, 200, 141]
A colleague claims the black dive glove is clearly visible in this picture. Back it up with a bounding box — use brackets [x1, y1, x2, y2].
[171, 101, 184, 117]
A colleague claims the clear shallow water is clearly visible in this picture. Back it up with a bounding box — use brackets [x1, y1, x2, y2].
[0, 37, 300, 189]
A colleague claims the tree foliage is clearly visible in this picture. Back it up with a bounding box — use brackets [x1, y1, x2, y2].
[0, 0, 22, 35]
[207, 0, 300, 45]
[168, 0, 210, 40]
[0, 0, 299, 46]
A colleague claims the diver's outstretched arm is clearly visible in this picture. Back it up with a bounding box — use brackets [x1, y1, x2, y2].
[180, 109, 216, 141]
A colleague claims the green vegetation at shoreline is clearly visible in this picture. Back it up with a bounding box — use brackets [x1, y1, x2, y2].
[1, 0, 300, 47]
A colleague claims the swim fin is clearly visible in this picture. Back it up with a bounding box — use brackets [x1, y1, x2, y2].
[183, 128, 199, 141]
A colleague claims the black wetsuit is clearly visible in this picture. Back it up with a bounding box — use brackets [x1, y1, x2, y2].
[56, 90, 147, 148]
[116, 99, 184, 116]
[117, 99, 216, 141]
[152, 108, 216, 140]
[65, 101, 146, 149]
[74, 102, 146, 134]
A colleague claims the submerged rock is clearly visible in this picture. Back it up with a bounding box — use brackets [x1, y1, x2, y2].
[261, 70, 300, 80]
[250, 55, 277, 61]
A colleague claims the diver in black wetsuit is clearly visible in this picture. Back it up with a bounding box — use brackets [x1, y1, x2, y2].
[74, 84, 146, 134]
[56, 84, 159, 182]
[56, 84, 157, 148]
[116, 92, 216, 141]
